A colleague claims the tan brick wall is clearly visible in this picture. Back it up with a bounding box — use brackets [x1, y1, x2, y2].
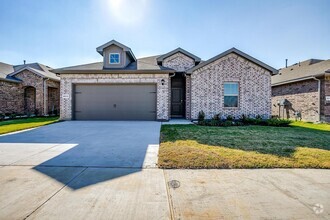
[272, 80, 319, 122]
[190, 53, 272, 119]
[163, 52, 195, 72]
[60, 73, 170, 120]
[0, 81, 24, 114]
[0, 70, 59, 115]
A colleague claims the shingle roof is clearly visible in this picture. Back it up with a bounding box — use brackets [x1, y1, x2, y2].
[272, 59, 330, 85]
[52, 55, 175, 74]
[156, 48, 201, 64]
[0, 62, 59, 82]
[187, 47, 278, 75]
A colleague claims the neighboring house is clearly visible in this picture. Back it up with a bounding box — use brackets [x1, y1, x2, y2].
[0, 62, 60, 116]
[53, 40, 277, 121]
[272, 59, 330, 122]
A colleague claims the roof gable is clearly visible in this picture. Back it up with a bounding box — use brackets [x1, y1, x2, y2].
[157, 47, 201, 65]
[96, 40, 136, 62]
[9, 63, 59, 81]
[187, 47, 278, 75]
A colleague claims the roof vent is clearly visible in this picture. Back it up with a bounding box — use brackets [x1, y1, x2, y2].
[23, 60, 26, 65]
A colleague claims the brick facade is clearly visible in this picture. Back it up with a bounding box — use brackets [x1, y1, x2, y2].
[162, 52, 195, 119]
[60, 73, 170, 120]
[190, 53, 272, 119]
[163, 52, 195, 72]
[272, 79, 319, 122]
[272, 76, 330, 122]
[0, 70, 60, 115]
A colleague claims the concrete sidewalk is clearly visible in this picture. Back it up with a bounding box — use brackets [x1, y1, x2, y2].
[0, 167, 329, 220]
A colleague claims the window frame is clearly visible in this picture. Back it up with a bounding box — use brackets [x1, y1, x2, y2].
[223, 82, 239, 108]
[109, 53, 120, 64]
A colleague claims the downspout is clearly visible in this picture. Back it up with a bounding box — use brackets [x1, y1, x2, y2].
[43, 78, 49, 116]
[312, 77, 321, 122]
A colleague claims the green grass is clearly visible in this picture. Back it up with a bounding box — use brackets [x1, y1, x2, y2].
[290, 121, 330, 131]
[158, 122, 330, 169]
[0, 117, 59, 135]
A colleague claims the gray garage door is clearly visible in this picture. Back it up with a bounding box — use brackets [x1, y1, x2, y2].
[74, 84, 157, 120]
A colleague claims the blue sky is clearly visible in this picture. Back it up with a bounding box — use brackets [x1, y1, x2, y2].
[0, 0, 329, 69]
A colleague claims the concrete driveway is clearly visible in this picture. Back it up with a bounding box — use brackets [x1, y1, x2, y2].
[0, 121, 161, 168]
[0, 121, 329, 219]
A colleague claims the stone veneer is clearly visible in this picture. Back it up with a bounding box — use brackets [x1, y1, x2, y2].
[0, 70, 60, 115]
[60, 73, 170, 120]
[162, 52, 195, 72]
[190, 53, 272, 119]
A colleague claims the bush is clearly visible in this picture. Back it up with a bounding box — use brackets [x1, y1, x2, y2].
[9, 112, 16, 119]
[197, 115, 291, 127]
[213, 113, 221, 121]
[198, 111, 205, 122]
[267, 118, 291, 127]
[223, 120, 233, 127]
[0, 114, 5, 121]
[226, 115, 233, 121]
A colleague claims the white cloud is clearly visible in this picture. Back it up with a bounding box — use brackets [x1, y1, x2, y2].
[106, 0, 150, 26]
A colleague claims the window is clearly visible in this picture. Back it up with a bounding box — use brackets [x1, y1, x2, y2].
[109, 53, 120, 64]
[224, 82, 239, 107]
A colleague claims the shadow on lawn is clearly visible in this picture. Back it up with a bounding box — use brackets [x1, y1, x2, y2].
[161, 124, 330, 157]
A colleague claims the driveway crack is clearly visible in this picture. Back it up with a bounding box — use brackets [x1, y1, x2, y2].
[23, 167, 88, 220]
[163, 169, 175, 220]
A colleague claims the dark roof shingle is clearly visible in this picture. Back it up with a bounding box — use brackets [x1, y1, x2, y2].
[272, 59, 330, 85]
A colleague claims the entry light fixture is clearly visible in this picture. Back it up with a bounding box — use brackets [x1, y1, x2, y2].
[161, 79, 165, 85]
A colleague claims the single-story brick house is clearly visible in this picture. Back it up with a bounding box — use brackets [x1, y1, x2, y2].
[0, 62, 60, 116]
[272, 59, 330, 122]
[53, 40, 277, 121]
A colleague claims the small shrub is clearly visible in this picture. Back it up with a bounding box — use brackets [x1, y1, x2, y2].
[9, 112, 16, 119]
[198, 111, 205, 122]
[223, 120, 233, 127]
[0, 114, 5, 121]
[235, 121, 244, 126]
[226, 115, 233, 121]
[210, 119, 220, 126]
[213, 113, 221, 121]
[267, 118, 291, 127]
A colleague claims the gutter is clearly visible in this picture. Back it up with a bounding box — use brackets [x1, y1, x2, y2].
[271, 73, 325, 87]
[51, 69, 175, 74]
[0, 78, 22, 83]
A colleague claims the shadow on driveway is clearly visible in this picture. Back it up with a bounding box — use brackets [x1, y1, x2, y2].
[0, 121, 161, 190]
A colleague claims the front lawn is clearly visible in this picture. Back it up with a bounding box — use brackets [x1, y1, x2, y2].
[158, 122, 330, 169]
[0, 117, 59, 135]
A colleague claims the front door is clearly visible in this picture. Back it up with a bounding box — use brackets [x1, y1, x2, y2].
[171, 88, 184, 117]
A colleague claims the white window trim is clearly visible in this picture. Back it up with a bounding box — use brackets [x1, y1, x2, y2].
[109, 53, 120, 64]
[224, 82, 239, 108]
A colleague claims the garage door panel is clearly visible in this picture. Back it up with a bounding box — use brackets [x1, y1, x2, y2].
[74, 84, 156, 120]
